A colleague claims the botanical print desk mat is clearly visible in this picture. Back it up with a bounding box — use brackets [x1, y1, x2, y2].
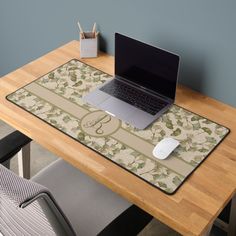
[7, 59, 229, 194]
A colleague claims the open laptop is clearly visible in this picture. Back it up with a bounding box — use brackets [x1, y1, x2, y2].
[83, 33, 180, 129]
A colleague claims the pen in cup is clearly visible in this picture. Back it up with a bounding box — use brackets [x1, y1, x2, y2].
[92, 22, 96, 37]
[77, 21, 85, 39]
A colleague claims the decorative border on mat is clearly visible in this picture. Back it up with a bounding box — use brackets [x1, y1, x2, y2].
[6, 59, 230, 194]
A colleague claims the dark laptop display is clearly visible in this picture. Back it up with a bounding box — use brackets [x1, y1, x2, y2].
[115, 33, 179, 99]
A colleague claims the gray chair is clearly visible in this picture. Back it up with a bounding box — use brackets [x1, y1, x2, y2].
[0, 131, 152, 236]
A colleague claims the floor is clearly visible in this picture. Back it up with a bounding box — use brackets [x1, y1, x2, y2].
[0, 120, 226, 236]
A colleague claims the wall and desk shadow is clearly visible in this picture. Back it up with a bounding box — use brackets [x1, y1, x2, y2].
[0, 0, 235, 107]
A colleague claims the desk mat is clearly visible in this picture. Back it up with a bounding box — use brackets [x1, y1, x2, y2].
[6, 59, 230, 194]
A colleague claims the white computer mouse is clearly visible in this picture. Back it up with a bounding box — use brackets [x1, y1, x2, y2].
[152, 137, 180, 160]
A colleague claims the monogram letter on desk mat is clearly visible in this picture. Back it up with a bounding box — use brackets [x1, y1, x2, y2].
[6, 59, 229, 194]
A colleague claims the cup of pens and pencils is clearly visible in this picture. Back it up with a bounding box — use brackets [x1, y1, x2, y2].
[78, 21, 99, 58]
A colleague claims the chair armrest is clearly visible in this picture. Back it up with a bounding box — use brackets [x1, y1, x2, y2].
[0, 131, 32, 163]
[98, 205, 153, 236]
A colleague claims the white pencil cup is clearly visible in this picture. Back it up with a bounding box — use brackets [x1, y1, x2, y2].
[80, 32, 98, 58]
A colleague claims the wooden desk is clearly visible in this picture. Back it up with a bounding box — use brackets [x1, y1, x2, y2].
[1, 41, 236, 236]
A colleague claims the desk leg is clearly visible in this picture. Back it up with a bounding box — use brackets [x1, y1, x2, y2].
[203, 223, 213, 236]
[18, 143, 31, 179]
[228, 194, 236, 236]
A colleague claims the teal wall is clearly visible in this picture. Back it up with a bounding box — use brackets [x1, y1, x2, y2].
[0, 0, 235, 107]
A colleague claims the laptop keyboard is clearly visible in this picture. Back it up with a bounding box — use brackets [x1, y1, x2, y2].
[100, 80, 168, 115]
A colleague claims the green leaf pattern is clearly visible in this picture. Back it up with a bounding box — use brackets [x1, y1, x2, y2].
[122, 105, 229, 166]
[36, 60, 112, 112]
[7, 59, 229, 194]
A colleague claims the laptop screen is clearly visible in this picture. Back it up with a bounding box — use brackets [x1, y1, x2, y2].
[115, 33, 180, 100]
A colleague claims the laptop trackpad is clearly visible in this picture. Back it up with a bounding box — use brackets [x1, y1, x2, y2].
[100, 97, 134, 119]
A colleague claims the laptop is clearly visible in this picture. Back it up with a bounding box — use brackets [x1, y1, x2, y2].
[83, 33, 180, 129]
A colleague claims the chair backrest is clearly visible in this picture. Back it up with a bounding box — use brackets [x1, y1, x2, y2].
[0, 164, 75, 236]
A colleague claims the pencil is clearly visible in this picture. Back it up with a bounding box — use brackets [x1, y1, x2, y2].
[92, 23, 96, 38]
[77, 21, 85, 39]
[92, 23, 96, 33]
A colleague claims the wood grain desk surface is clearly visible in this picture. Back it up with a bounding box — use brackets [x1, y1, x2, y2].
[1, 40, 236, 236]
